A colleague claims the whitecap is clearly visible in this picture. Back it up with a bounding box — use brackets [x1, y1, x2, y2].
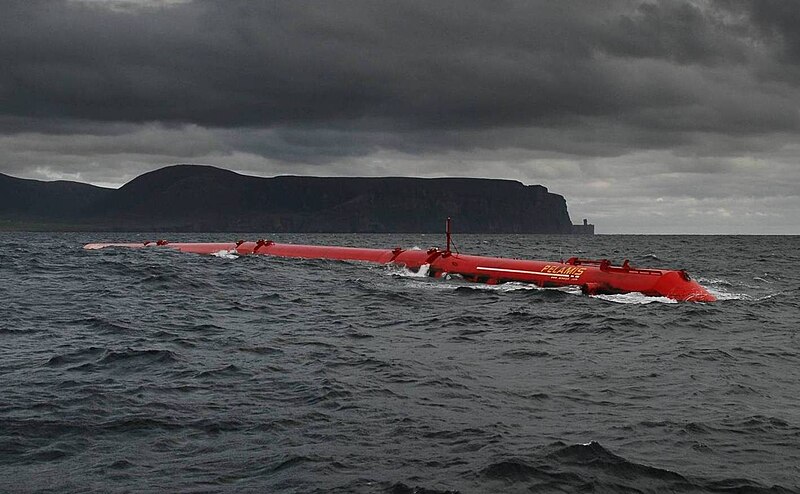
[706, 287, 753, 301]
[386, 263, 430, 278]
[468, 282, 544, 293]
[211, 249, 239, 259]
[592, 292, 678, 304]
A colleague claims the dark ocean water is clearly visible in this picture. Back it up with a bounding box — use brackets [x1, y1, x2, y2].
[1, 232, 799, 493]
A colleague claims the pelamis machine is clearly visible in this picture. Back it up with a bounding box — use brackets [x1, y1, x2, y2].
[84, 218, 716, 302]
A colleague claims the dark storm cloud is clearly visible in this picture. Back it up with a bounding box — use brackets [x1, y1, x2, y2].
[3, 0, 796, 138]
[739, 0, 800, 62]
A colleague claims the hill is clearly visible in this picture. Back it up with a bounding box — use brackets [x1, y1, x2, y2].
[0, 173, 112, 229]
[1, 164, 587, 233]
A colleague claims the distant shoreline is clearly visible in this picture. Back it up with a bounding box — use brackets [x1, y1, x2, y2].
[1, 164, 594, 235]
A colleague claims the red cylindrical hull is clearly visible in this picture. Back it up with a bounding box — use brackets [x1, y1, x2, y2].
[83, 240, 716, 302]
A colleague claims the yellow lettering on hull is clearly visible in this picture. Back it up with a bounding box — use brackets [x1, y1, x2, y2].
[542, 265, 586, 277]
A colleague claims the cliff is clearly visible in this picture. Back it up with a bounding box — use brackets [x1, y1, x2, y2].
[0, 164, 584, 233]
[0, 173, 112, 228]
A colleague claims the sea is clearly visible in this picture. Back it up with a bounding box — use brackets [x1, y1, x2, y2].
[1, 232, 798, 493]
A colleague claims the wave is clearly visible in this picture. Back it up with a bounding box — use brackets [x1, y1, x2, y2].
[592, 292, 678, 304]
[385, 263, 431, 278]
[44, 346, 106, 367]
[48, 347, 181, 372]
[704, 284, 754, 301]
[387, 483, 459, 494]
[481, 441, 792, 492]
[195, 364, 248, 378]
[695, 276, 779, 301]
[211, 249, 239, 259]
[98, 348, 179, 366]
[501, 349, 550, 359]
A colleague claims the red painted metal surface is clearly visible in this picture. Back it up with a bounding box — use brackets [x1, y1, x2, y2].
[84, 237, 716, 302]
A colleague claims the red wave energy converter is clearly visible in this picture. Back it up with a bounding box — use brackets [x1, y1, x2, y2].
[84, 218, 716, 302]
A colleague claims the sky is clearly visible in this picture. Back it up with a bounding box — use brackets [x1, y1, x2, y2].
[1, 0, 799, 234]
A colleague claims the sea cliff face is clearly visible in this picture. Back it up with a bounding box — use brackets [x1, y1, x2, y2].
[0, 164, 578, 233]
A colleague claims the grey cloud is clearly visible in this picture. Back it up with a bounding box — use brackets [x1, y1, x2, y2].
[741, 0, 800, 62]
[599, 1, 753, 65]
[3, 0, 795, 136]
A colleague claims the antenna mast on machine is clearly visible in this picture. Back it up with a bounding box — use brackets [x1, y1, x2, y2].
[445, 217, 452, 254]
